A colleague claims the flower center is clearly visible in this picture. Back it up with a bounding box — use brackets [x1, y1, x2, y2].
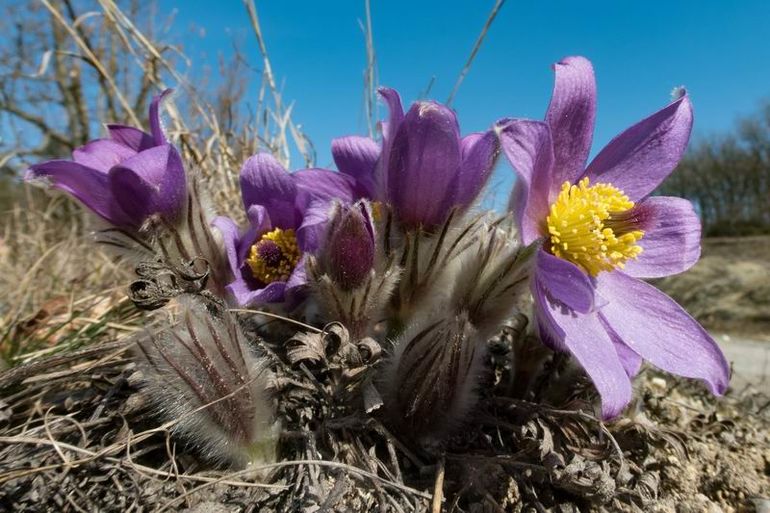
[246, 228, 301, 284]
[546, 178, 644, 276]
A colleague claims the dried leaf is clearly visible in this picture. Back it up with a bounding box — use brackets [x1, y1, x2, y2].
[286, 332, 327, 366]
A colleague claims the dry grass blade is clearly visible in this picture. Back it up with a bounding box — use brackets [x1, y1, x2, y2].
[431, 457, 445, 513]
[243, 0, 314, 168]
[446, 0, 507, 106]
[229, 308, 323, 333]
[360, 0, 378, 137]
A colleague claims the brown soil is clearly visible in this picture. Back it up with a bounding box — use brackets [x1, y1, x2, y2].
[656, 236, 770, 338]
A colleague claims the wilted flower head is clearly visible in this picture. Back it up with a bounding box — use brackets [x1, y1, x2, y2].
[214, 153, 358, 306]
[331, 88, 500, 230]
[26, 90, 186, 230]
[134, 296, 278, 468]
[499, 56, 729, 418]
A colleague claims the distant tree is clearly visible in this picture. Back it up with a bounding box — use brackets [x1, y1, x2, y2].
[659, 102, 770, 236]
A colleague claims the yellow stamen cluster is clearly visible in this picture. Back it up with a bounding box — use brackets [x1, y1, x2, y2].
[546, 178, 644, 276]
[246, 228, 301, 284]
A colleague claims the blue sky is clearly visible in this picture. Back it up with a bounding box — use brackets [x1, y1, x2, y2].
[161, 0, 770, 204]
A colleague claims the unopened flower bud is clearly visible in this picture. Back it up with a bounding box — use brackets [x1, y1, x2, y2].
[324, 201, 375, 290]
[381, 311, 485, 442]
[308, 200, 399, 339]
[134, 296, 278, 468]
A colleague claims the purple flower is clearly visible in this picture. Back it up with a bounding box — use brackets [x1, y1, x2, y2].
[331, 88, 499, 229]
[25, 90, 186, 229]
[499, 56, 729, 419]
[214, 153, 357, 306]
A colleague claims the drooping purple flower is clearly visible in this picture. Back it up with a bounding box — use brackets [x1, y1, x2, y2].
[214, 153, 357, 306]
[331, 88, 500, 230]
[499, 56, 729, 419]
[25, 90, 186, 230]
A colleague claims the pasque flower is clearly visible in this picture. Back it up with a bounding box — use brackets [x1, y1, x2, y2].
[214, 153, 357, 306]
[331, 88, 500, 229]
[26, 90, 186, 229]
[499, 56, 729, 418]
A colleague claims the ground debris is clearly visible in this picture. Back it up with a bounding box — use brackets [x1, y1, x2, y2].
[0, 326, 768, 512]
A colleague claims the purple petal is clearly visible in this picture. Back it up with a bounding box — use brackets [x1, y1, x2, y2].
[601, 318, 644, 377]
[108, 144, 187, 223]
[296, 200, 333, 253]
[498, 119, 554, 244]
[236, 204, 273, 267]
[293, 168, 357, 203]
[507, 178, 527, 232]
[545, 56, 597, 188]
[377, 87, 406, 200]
[387, 101, 462, 228]
[72, 139, 137, 173]
[455, 130, 499, 208]
[149, 89, 173, 146]
[226, 278, 286, 306]
[377, 87, 405, 142]
[534, 249, 595, 314]
[212, 216, 243, 277]
[106, 125, 155, 152]
[614, 341, 643, 378]
[622, 196, 701, 278]
[584, 93, 693, 202]
[214, 206, 276, 306]
[331, 136, 380, 198]
[284, 255, 310, 309]
[595, 271, 729, 395]
[25, 160, 131, 227]
[247, 204, 271, 231]
[286, 255, 308, 293]
[239, 153, 299, 229]
[533, 280, 633, 419]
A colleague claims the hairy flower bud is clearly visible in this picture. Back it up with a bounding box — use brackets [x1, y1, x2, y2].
[449, 218, 534, 340]
[308, 200, 399, 339]
[134, 296, 278, 469]
[324, 201, 375, 290]
[380, 311, 486, 442]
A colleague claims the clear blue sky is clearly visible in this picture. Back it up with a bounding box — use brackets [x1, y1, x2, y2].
[160, 0, 770, 204]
